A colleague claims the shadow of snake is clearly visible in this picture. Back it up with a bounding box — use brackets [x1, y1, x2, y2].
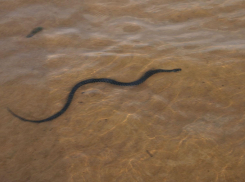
[8, 68, 181, 123]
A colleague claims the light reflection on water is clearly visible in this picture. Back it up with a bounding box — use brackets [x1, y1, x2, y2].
[0, 0, 245, 181]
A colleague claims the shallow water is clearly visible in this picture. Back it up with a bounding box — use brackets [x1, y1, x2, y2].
[0, 0, 245, 181]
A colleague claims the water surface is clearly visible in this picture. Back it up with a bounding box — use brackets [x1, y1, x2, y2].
[0, 0, 245, 181]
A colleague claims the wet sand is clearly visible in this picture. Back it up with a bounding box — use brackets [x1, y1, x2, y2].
[0, 0, 245, 181]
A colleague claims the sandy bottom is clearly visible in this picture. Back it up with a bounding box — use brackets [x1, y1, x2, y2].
[0, 0, 245, 181]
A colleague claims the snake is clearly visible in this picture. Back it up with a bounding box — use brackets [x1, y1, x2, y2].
[8, 68, 181, 123]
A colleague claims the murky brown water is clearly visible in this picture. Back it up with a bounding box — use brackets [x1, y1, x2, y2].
[1, 0, 245, 181]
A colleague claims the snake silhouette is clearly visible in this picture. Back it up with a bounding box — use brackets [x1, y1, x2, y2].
[8, 68, 181, 123]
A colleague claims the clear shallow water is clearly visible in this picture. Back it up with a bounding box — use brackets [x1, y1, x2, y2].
[0, 0, 245, 181]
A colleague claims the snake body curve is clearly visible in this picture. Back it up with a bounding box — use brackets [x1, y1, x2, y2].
[8, 68, 181, 123]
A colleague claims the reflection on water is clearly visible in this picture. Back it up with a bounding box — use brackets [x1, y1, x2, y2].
[0, 0, 245, 181]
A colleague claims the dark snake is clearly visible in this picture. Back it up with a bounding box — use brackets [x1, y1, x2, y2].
[8, 68, 181, 123]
